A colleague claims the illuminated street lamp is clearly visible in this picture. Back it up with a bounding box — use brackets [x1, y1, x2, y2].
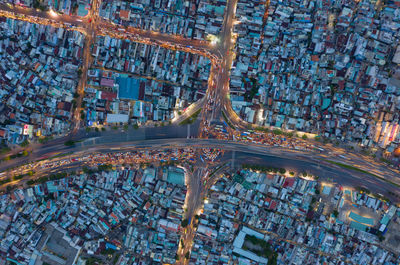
[49, 9, 58, 17]
[207, 34, 220, 46]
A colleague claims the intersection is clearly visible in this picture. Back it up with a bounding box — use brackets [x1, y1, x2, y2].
[1, 1, 400, 263]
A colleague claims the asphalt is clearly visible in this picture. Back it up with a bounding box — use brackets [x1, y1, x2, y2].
[0, 0, 399, 211]
[230, 152, 399, 199]
[4, 133, 400, 202]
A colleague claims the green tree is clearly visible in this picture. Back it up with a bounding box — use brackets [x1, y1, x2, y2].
[64, 140, 75, 146]
[181, 219, 189, 227]
[332, 210, 339, 217]
[20, 139, 29, 147]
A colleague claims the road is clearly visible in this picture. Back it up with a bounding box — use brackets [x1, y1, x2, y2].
[4, 132, 400, 199]
[1, 1, 400, 263]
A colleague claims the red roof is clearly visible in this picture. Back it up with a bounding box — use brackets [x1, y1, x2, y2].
[283, 177, 295, 188]
[119, 9, 130, 20]
[269, 200, 277, 210]
[100, 91, 117, 101]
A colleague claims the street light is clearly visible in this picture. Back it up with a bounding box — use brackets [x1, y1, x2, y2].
[49, 9, 58, 17]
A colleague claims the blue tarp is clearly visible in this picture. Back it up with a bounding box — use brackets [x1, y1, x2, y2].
[106, 242, 117, 250]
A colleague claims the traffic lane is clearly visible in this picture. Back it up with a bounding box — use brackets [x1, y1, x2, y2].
[0, 3, 86, 27]
[0, 137, 381, 173]
[232, 142, 400, 185]
[10, 121, 199, 157]
[2, 137, 400, 199]
[230, 139, 400, 183]
[3, 140, 400, 203]
[230, 152, 400, 202]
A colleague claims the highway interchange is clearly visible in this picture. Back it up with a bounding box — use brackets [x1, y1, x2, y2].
[1, 1, 400, 263]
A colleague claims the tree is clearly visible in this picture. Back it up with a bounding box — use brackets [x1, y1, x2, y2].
[302, 134, 308, 140]
[123, 124, 129, 131]
[13, 174, 24, 181]
[22, 150, 29, 156]
[20, 139, 29, 147]
[311, 196, 317, 204]
[181, 219, 189, 227]
[64, 140, 75, 146]
[39, 136, 52, 144]
[272, 129, 282, 135]
[332, 210, 339, 218]
[185, 252, 190, 259]
[77, 68, 83, 77]
[133, 124, 139, 130]
[0, 146, 11, 154]
[289, 171, 295, 176]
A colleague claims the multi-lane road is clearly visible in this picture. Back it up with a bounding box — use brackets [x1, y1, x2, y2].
[1, 2, 400, 263]
[2, 124, 400, 200]
[0, 0, 399, 204]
